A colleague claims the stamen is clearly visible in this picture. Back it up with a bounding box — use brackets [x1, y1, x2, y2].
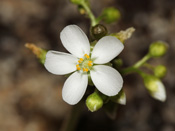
[78, 58, 83, 63]
[88, 61, 93, 66]
[76, 64, 81, 70]
[77, 67, 81, 70]
[76, 54, 93, 72]
[83, 68, 88, 72]
[84, 54, 90, 59]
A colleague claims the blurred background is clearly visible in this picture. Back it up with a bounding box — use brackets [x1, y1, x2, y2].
[0, 0, 175, 131]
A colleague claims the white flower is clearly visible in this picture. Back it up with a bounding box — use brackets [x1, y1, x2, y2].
[44, 25, 124, 105]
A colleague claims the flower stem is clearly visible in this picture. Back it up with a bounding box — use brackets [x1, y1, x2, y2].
[133, 54, 151, 68]
[61, 101, 83, 131]
[121, 54, 151, 76]
[81, 1, 97, 26]
[121, 67, 145, 77]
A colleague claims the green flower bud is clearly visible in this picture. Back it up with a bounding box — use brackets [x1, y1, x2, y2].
[91, 24, 108, 40]
[149, 41, 168, 57]
[110, 89, 126, 105]
[86, 92, 103, 112]
[154, 65, 167, 78]
[143, 75, 166, 102]
[101, 7, 120, 24]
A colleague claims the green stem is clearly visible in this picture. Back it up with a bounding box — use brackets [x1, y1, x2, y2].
[81, 1, 97, 26]
[121, 54, 151, 76]
[133, 54, 151, 68]
[61, 101, 83, 131]
[121, 67, 145, 77]
[96, 15, 103, 23]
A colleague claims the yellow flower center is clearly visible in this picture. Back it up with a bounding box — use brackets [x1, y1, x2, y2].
[76, 54, 93, 72]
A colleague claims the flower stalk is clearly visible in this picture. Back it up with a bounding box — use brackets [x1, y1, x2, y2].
[121, 53, 152, 76]
[133, 54, 151, 68]
[80, 1, 98, 26]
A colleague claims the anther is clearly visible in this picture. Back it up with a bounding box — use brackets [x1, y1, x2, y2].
[76, 64, 81, 70]
[84, 54, 90, 59]
[83, 68, 88, 72]
[77, 67, 81, 70]
[78, 58, 83, 63]
[88, 61, 93, 66]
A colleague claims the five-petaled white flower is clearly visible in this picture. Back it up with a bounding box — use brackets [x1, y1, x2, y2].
[44, 25, 124, 105]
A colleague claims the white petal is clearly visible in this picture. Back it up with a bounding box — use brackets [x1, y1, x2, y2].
[60, 25, 90, 58]
[91, 36, 124, 64]
[44, 51, 77, 75]
[90, 65, 123, 96]
[62, 72, 88, 105]
[151, 81, 166, 102]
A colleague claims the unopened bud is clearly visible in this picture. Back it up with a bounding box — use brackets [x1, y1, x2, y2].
[154, 65, 167, 78]
[101, 7, 120, 24]
[110, 89, 126, 105]
[86, 92, 103, 112]
[91, 24, 108, 40]
[149, 41, 168, 57]
[143, 75, 166, 102]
